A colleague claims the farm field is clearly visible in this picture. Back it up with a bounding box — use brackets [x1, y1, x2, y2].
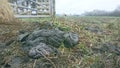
[0, 16, 120, 68]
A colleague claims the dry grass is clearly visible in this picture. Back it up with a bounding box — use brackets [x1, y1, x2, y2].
[0, 0, 36, 42]
[0, 0, 14, 23]
[0, 13, 120, 67]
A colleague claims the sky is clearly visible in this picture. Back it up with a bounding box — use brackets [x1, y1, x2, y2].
[56, 0, 120, 15]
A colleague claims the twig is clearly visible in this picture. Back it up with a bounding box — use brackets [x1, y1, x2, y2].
[36, 49, 56, 68]
[33, 59, 37, 68]
[78, 58, 83, 65]
[68, 48, 71, 58]
[62, 48, 65, 55]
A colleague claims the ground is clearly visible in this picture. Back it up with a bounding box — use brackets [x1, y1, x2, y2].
[0, 16, 120, 68]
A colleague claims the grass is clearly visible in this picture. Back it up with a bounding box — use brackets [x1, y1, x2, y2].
[19, 16, 120, 68]
[0, 0, 15, 23]
[1, 16, 120, 68]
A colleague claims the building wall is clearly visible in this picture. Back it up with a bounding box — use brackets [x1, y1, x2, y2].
[8, 0, 55, 17]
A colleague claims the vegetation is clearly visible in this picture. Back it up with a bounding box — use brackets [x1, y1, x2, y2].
[16, 16, 119, 68]
[0, 0, 15, 23]
[55, 16, 120, 68]
[83, 6, 120, 16]
[0, 1, 119, 68]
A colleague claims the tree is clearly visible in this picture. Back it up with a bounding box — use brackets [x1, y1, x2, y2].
[83, 5, 120, 17]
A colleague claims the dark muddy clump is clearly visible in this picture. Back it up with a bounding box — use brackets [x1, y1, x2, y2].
[17, 22, 79, 59]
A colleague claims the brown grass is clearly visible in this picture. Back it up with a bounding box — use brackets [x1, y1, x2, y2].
[0, 0, 33, 42]
[0, 0, 15, 23]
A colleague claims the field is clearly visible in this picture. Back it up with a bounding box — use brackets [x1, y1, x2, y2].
[0, 16, 120, 68]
